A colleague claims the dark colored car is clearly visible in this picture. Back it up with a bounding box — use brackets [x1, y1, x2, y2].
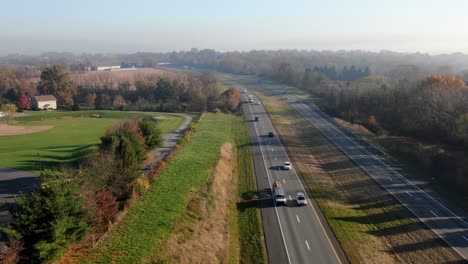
[254, 116, 259, 121]
[268, 132, 274, 137]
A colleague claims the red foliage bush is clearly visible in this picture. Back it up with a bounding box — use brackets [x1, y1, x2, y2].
[89, 191, 118, 231]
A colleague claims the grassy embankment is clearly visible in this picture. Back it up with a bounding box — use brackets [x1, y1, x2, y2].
[76, 113, 266, 263]
[245, 83, 462, 263]
[0, 110, 184, 172]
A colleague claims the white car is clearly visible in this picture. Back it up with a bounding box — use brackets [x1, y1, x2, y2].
[242, 89, 247, 93]
[283, 161, 291, 170]
[296, 192, 307, 206]
[0, 112, 5, 118]
[256, 101, 261, 105]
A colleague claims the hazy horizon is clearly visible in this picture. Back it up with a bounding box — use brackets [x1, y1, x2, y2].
[2, 0, 468, 56]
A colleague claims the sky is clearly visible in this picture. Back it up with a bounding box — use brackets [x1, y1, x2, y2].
[2, 0, 468, 55]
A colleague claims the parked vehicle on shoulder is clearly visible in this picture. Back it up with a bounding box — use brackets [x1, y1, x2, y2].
[296, 192, 307, 206]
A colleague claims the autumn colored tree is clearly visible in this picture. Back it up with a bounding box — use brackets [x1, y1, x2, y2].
[112, 95, 127, 110]
[37, 65, 77, 109]
[16, 91, 31, 110]
[221, 87, 240, 112]
[422, 74, 466, 89]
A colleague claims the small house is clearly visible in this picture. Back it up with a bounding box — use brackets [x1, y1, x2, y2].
[32, 95, 57, 110]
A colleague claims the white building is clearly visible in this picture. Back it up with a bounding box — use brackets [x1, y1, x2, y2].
[96, 66, 121, 71]
[32, 95, 57, 110]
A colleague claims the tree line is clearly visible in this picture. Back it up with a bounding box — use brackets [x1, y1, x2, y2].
[0, 66, 240, 114]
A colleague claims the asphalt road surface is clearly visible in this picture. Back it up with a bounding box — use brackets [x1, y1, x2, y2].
[235, 84, 347, 264]
[260, 86, 468, 261]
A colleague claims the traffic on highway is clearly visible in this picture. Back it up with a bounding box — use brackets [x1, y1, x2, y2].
[236, 84, 346, 264]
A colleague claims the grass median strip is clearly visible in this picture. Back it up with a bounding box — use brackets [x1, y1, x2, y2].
[233, 115, 267, 264]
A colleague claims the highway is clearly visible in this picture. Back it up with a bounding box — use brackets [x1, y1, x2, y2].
[258, 86, 468, 261]
[233, 83, 347, 264]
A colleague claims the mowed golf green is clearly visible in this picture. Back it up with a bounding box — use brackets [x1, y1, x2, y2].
[0, 111, 185, 172]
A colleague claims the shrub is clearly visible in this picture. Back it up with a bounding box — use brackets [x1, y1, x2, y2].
[138, 117, 163, 149]
[0, 239, 22, 264]
[86, 191, 118, 232]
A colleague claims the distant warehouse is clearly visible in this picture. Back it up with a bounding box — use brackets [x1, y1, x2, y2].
[96, 65, 121, 71]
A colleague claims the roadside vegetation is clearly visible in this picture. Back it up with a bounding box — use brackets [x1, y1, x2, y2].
[0, 110, 183, 172]
[66, 113, 265, 263]
[247, 83, 464, 264]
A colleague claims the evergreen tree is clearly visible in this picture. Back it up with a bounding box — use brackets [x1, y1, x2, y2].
[5, 170, 88, 262]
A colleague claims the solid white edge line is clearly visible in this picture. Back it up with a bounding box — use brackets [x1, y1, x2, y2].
[243, 92, 292, 264]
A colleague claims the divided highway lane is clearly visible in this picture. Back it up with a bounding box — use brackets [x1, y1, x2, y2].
[273, 89, 468, 261]
[235, 84, 345, 264]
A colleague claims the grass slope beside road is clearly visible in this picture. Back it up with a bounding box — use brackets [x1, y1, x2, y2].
[76, 113, 266, 264]
[0, 110, 184, 172]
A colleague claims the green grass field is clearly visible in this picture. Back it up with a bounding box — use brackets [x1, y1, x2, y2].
[0, 110, 184, 172]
